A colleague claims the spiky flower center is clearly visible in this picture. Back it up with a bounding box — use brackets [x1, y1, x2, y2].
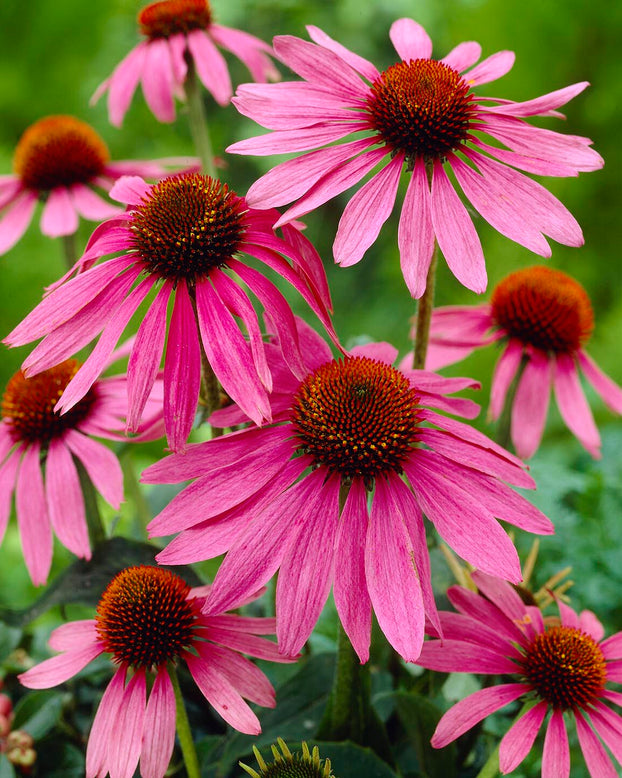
[521, 625, 607, 710]
[491, 266, 594, 353]
[290, 356, 421, 485]
[2, 361, 96, 444]
[129, 173, 246, 282]
[241, 740, 334, 778]
[95, 566, 197, 669]
[13, 116, 109, 192]
[138, 0, 211, 38]
[367, 58, 473, 161]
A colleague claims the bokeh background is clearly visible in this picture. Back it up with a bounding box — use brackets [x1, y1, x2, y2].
[0, 2, 621, 774]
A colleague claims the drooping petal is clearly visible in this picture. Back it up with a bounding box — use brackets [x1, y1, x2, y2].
[198, 642, 276, 707]
[69, 184, 121, 220]
[15, 444, 52, 586]
[85, 668, 127, 778]
[0, 448, 20, 545]
[108, 671, 146, 778]
[141, 39, 176, 122]
[489, 339, 524, 420]
[398, 157, 435, 298]
[542, 709, 570, 778]
[499, 701, 548, 774]
[0, 190, 38, 254]
[210, 24, 277, 83]
[511, 350, 553, 459]
[40, 187, 79, 238]
[575, 711, 620, 778]
[187, 29, 232, 106]
[554, 352, 601, 457]
[578, 350, 622, 414]
[306, 25, 379, 82]
[140, 667, 176, 778]
[45, 438, 90, 559]
[19, 642, 103, 689]
[64, 430, 124, 509]
[105, 43, 148, 127]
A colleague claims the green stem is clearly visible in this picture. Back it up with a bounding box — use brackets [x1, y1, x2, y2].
[75, 458, 106, 547]
[120, 449, 151, 537]
[61, 232, 78, 271]
[187, 286, 222, 431]
[168, 663, 201, 778]
[184, 60, 216, 178]
[412, 242, 439, 369]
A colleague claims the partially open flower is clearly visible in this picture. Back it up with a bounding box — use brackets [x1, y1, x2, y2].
[426, 265, 622, 458]
[0, 115, 193, 254]
[19, 566, 293, 778]
[93, 0, 278, 126]
[240, 738, 334, 778]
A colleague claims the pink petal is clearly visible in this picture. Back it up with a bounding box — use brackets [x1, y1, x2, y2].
[0, 190, 38, 254]
[16, 444, 52, 586]
[209, 24, 277, 83]
[0, 449, 20, 545]
[45, 439, 90, 559]
[48, 620, 98, 652]
[418, 638, 520, 674]
[511, 351, 553, 459]
[164, 282, 202, 452]
[429, 160, 486, 293]
[19, 642, 102, 689]
[600, 631, 622, 660]
[489, 339, 524, 420]
[140, 668, 176, 778]
[398, 158, 435, 298]
[141, 39, 176, 122]
[109, 671, 146, 778]
[542, 709, 570, 778]
[442, 41, 482, 72]
[69, 184, 120, 220]
[108, 175, 151, 206]
[488, 81, 589, 117]
[198, 643, 276, 707]
[106, 43, 148, 127]
[306, 25, 379, 82]
[575, 711, 620, 778]
[64, 430, 124, 509]
[554, 352, 601, 457]
[227, 122, 357, 156]
[579, 610, 605, 642]
[431, 684, 526, 748]
[588, 703, 622, 764]
[40, 187, 79, 238]
[389, 18, 432, 60]
[333, 154, 403, 267]
[333, 480, 372, 662]
[499, 701, 547, 773]
[578, 350, 622, 414]
[465, 50, 515, 86]
[276, 475, 340, 656]
[187, 29, 232, 106]
[85, 668, 127, 778]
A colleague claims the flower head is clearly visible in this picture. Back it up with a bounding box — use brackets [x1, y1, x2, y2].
[240, 738, 334, 778]
[0, 115, 193, 254]
[417, 572, 622, 778]
[93, 0, 278, 126]
[19, 566, 292, 778]
[0, 350, 163, 585]
[143, 318, 552, 663]
[4, 173, 335, 452]
[228, 19, 602, 297]
[426, 265, 622, 459]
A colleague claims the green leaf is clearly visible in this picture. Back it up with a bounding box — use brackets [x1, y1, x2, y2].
[12, 690, 64, 739]
[0, 537, 203, 627]
[0, 755, 15, 778]
[0, 623, 22, 662]
[394, 691, 456, 778]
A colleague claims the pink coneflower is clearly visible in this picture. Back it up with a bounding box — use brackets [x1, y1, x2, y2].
[426, 265, 622, 459]
[20, 566, 292, 777]
[417, 571, 622, 778]
[0, 350, 163, 586]
[143, 318, 553, 663]
[227, 19, 603, 297]
[0, 115, 192, 255]
[5, 172, 335, 453]
[93, 0, 278, 126]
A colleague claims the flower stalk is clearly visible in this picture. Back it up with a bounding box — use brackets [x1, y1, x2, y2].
[184, 60, 217, 179]
[75, 458, 106, 547]
[412, 242, 439, 369]
[168, 663, 201, 778]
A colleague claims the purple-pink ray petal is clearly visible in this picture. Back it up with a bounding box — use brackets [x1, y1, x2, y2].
[109, 175, 152, 206]
[512, 350, 553, 459]
[109, 670, 146, 778]
[40, 187, 79, 237]
[398, 157, 435, 298]
[127, 281, 171, 431]
[469, 136, 576, 177]
[333, 480, 372, 663]
[0, 449, 20, 544]
[487, 81, 588, 117]
[575, 711, 620, 778]
[554, 353, 601, 457]
[333, 154, 403, 267]
[489, 339, 523, 420]
[464, 50, 515, 86]
[431, 684, 527, 748]
[105, 43, 148, 127]
[365, 476, 426, 662]
[198, 642, 275, 707]
[209, 24, 277, 83]
[69, 184, 121, 220]
[185, 652, 261, 734]
[430, 160, 486, 293]
[187, 29, 232, 106]
[204, 626, 287, 664]
[279, 223, 333, 314]
[64, 430, 123, 509]
[389, 18, 432, 60]
[85, 668, 127, 778]
[228, 123, 357, 156]
[277, 474, 340, 657]
[418, 639, 520, 674]
[164, 281, 202, 452]
[141, 39, 176, 122]
[350, 342, 398, 364]
[447, 585, 528, 645]
[471, 571, 529, 621]
[306, 25, 379, 82]
[542, 709, 570, 778]
[0, 190, 37, 254]
[140, 667, 176, 778]
[195, 278, 271, 426]
[16, 444, 52, 586]
[600, 632, 622, 660]
[589, 703, 622, 764]
[48, 620, 98, 652]
[45, 439, 90, 559]
[19, 642, 102, 689]
[579, 610, 605, 642]
[499, 701, 548, 774]
[578, 350, 622, 414]
[442, 41, 482, 72]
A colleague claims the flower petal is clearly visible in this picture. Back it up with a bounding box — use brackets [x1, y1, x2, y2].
[140, 667, 176, 778]
[542, 709, 570, 778]
[389, 18, 432, 60]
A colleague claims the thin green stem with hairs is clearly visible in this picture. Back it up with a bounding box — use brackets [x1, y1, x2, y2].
[184, 60, 217, 179]
[60, 231, 78, 272]
[168, 663, 201, 778]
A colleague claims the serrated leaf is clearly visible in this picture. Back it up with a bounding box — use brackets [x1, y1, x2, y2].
[394, 691, 456, 778]
[0, 537, 203, 627]
[12, 690, 64, 739]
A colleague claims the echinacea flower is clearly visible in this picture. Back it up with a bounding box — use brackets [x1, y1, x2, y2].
[417, 571, 622, 778]
[426, 265, 622, 459]
[240, 738, 334, 778]
[228, 19, 603, 297]
[143, 318, 552, 663]
[0, 115, 193, 255]
[93, 0, 278, 127]
[4, 172, 335, 453]
[20, 566, 292, 778]
[0, 348, 163, 585]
